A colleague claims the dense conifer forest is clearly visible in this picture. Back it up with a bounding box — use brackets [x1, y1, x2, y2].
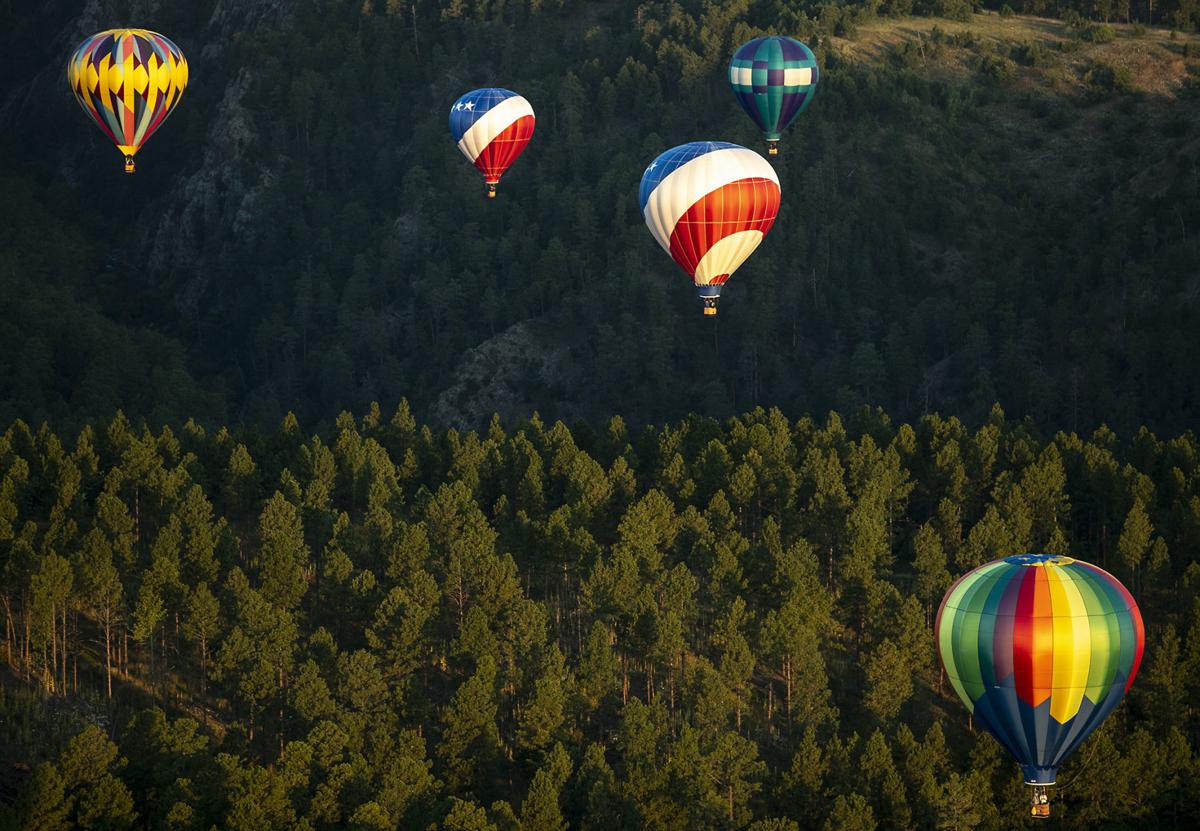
[4, 0, 1200, 828]
[2, 404, 1200, 828]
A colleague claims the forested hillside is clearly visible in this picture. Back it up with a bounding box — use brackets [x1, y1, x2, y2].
[2, 404, 1200, 828]
[2, 0, 1199, 434]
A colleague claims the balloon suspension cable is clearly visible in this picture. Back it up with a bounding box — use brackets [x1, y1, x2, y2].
[486, 182, 497, 199]
[124, 156, 136, 174]
[1050, 758, 1090, 794]
[766, 140, 779, 156]
[1028, 785, 1051, 819]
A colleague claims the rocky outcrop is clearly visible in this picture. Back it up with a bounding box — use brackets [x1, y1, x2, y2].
[429, 321, 580, 431]
[139, 0, 292, 317]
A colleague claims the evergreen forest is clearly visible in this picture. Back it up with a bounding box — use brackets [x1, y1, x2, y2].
[2, 404, 1200, 828]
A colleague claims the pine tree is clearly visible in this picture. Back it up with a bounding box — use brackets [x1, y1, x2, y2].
[1119, 498, 1153, 594]
[911, 523, 950, 624]
[1146, 624, 1186, 729]
[823, 793, 877, 831]
[439, 656, 500, 792]
[79, 529, 123, 698]
[519, 742, 572, 831]
[256, 492, 310, 610]
[58, 725, 137, 830]
[12, 763, 72, 831]
[517, 646, 568, 760]
[707, 731, 767, 826]
[576, 621, 617, 718]
[182, 582, 220, 706]
[440, 798, 497, 831]
[782, 727, 827, 817]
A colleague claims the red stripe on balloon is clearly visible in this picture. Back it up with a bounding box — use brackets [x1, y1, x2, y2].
[666, 177, 780, 277]
[1013, 568, 1038, 706]
[474, 114, 535, 184]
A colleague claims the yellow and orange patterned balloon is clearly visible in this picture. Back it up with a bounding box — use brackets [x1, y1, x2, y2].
[67, 29, 188, 173]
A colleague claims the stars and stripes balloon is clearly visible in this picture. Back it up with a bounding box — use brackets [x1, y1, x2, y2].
[67, 29, 188, 173]
[729, 36, 819, 156]
[449, 88, 535, 199]
[936, 554, 1144, 817]
[639, 141, 780, 316]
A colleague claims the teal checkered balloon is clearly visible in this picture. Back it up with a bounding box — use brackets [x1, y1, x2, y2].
[729, 36, 819, 155]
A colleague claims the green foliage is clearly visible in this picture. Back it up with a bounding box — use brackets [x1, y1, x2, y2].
[1085, 61, 1134, 96]
[1, 404, 1198, 826]
[1079, 24, 1117, 44]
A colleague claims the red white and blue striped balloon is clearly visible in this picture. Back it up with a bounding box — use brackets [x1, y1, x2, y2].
[449, 88, 535, 198]
[639, 142, 781, 315]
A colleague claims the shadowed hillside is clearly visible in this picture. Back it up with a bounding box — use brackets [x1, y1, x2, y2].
[3, 3, 1199, 435]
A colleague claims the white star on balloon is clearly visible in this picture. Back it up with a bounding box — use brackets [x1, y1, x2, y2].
[463, 101, 475, 111]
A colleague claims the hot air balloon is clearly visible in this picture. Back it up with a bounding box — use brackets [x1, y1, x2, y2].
[936, 554, 1144, 819]
[729, 36, 819, 156]
[67, 29, 188, 173]
[639, 141, 780, 316]
[449, 88, 535, 199]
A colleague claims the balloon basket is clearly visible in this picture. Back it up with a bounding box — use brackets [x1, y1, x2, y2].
[486, 183, 497, 199]
[124, 156, 136, 174]
[1029, 785, 1051, 819]
[766, 141, 779, 156]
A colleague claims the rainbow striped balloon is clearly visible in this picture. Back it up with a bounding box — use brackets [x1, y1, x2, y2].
[936, 554, 1144, 785]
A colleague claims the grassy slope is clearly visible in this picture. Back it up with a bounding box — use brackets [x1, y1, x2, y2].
[839, 14, 1195, 91]
[834, 13, 1200, 185]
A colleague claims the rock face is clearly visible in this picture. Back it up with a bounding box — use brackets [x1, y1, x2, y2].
[206, 0, 289, 43]
[428, 321, 579, 431]
[140, 0, 291, 317]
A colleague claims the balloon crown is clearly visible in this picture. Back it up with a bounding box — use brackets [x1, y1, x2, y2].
[1003, 553, 1076, 567]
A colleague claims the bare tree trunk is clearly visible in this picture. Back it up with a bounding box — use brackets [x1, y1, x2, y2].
[1, 594, 13, 666]
[410, 5, 421, 58]
[50, 602, 58, 695]
[621, 653, 628, 705]
[200, 635, 208, 705]
[61, 605, 68, 694]
[104, 619, 113, 698]
[279, 667, 286, 757]
[161, 625, 168, 701]
[785, 656, 794, 725]
[669, 667, 676, 722]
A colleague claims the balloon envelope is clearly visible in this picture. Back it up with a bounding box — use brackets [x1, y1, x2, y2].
[449, 88, 535, 196]
[936, 554, 1144, 785]
[639, 141, 780, 315]
[729, 36, 818, 151]
[68, 29, 188, 169]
